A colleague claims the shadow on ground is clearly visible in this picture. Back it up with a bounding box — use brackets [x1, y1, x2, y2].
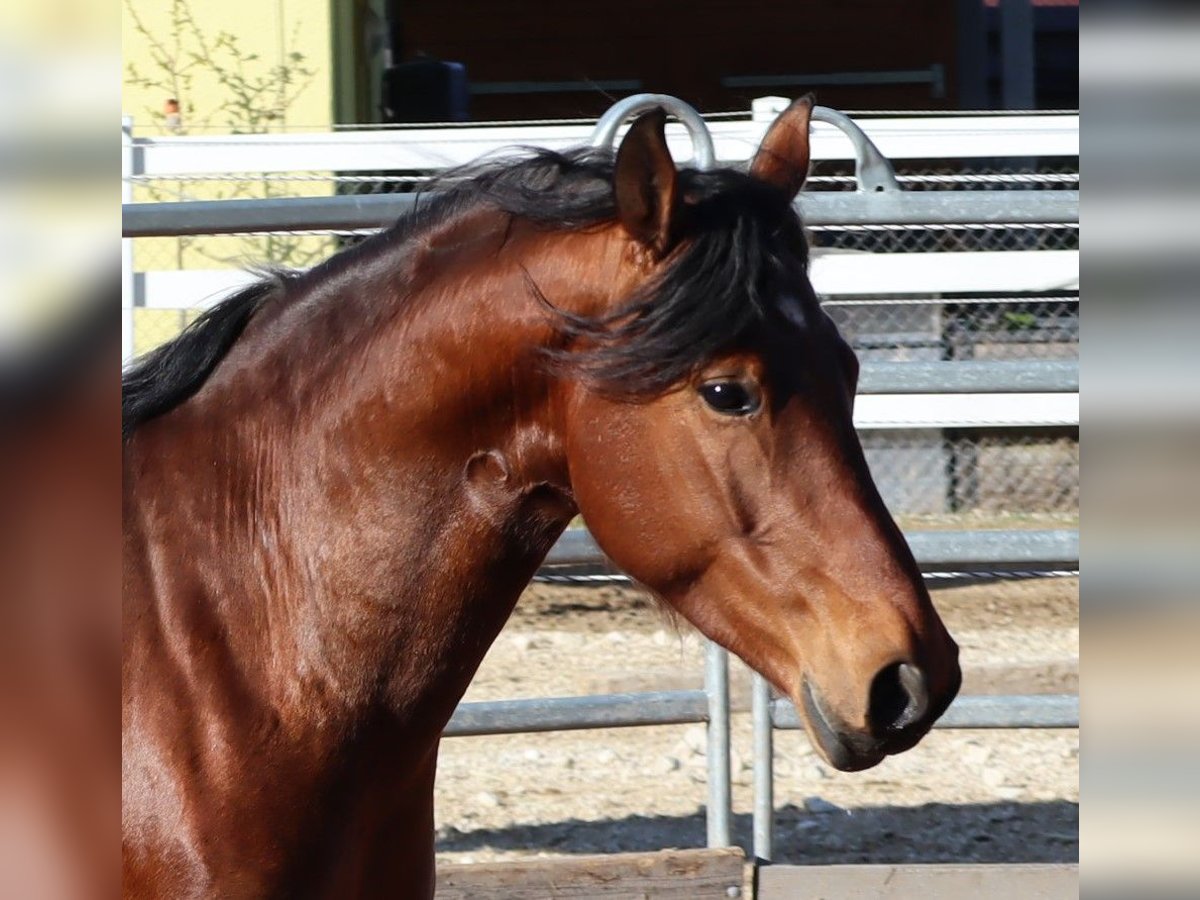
[437, 800, 1078, 864]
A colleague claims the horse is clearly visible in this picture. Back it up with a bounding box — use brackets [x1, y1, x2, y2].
[122, 98, 960, 898]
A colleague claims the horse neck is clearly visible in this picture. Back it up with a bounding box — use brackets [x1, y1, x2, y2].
[130, 213, 629, 746]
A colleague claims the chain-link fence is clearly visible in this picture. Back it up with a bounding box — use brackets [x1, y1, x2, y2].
[126, 157, 1078, 529]
[865, 428, 1078, 529]
[809, 158, 1078, 526]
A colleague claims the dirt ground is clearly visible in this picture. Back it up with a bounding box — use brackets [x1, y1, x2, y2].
[433, 577, 1079, 868]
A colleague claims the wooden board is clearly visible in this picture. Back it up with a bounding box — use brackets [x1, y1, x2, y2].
[437, 848, 745, 899]
[757, 863, 1078, 899]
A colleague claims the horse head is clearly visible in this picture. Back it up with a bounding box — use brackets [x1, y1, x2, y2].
[557, 100, 961, 770]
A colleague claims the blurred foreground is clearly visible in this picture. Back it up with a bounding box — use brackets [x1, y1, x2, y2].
[1083, 3, 1200, 897]
[0, 3, 118, 897]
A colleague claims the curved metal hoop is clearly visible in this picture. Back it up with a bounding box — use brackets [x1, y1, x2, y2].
[589, 93, 717, 171]
[810, 106, 901, 194]
[590, 93, 900, 192]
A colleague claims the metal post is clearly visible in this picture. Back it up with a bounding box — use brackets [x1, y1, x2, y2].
[1001, 0, 1036, 110]
[957, 0, 990, 108]
[704, 640, 732, 847]
[751, 671, 774, 863]
[122, 116, 136, 363]
[940, 300, 976, 514]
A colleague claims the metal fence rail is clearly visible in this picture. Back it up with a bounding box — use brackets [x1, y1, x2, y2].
[771, 693, 1078, 730]
[856, 360, 1077, 394]
[546, 527, 1079, 569]
[445, 691, 1079, 738]
[445, 690, 710, 736]
[124, 111, 1079, 179]
[121, 188, 1079, 237]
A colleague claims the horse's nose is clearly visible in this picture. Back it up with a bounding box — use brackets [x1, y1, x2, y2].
[867, 662, 930, 735]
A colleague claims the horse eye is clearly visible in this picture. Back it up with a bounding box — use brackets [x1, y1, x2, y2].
[698, 380, 760, 416]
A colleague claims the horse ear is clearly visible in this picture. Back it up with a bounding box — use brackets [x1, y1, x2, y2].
[750, 95, 814, 200]
[614, 108, 679, 257]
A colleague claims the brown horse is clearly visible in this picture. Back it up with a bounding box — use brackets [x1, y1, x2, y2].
[122, 99, 960, 898]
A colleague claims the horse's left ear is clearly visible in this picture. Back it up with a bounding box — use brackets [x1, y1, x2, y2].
[750, 95, 814, 200]
[614, 108, 679, 257]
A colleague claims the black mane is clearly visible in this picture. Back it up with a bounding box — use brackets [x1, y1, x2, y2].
[121, 146, 807, 439]
[121, 275, 285, 440]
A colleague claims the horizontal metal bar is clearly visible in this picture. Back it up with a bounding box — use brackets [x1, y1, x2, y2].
[443, 690, 1077, 739]
[725, 67, 942, 89]
[771, 693, 1079, 730]
[121, 189, 1078, 237]
[444, 690, 709, 737]
[470, 79, 643, 96]
[545, 529, 606, 566]
[123, 193, 419, 238]
[904, 529, 1078, 568]
[545, 528, 1079, 569]
[856, 360, 1077, 394]
[801, 190, 1078, 226]
[937, 694, 1079, 729]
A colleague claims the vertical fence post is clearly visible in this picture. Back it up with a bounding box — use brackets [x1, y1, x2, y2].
[751, 671, 774, 862]
[122, 116, 135, 364]
[1001, 0, 1036, 110]
[704, 640, 731, 847]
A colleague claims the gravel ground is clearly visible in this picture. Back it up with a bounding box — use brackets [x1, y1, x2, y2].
[434, 577, 1078, 867]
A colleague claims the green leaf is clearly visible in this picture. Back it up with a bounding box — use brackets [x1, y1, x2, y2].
[1002, 311, 1038, 331]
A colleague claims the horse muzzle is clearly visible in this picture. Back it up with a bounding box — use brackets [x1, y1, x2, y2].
[798, 660, 961, 772]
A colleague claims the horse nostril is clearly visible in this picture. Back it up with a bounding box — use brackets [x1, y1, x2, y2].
[868, 662, 930, 734]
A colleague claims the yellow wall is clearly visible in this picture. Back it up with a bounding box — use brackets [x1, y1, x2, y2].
[122, 0, 334, 133]
[123, 0, 338, 352]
